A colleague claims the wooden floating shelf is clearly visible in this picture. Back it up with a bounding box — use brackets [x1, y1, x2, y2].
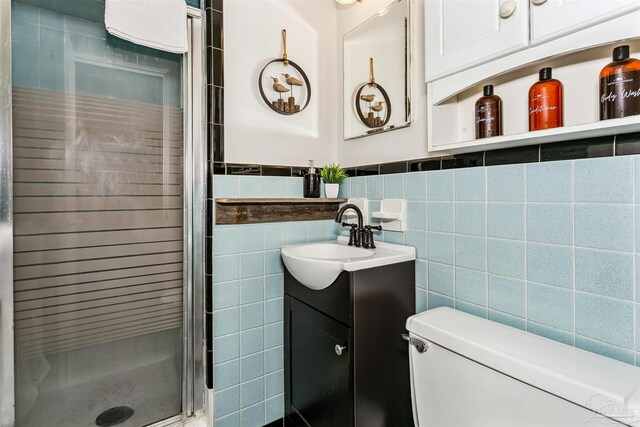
[215, 198, 348, 204]
[215, 198, 348, 225]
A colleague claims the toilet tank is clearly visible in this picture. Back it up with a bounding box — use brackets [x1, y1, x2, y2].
[406, 308, 640, 427]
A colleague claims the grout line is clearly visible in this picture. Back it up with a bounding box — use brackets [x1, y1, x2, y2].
[452, 171, 457, 306]
[574, 332, 634, 355]
[524, 163, 528, 332]
[485, 167, 489, 312]
[538, 144, 542, 162]
[526, 279, 575, 292]
[527, 319, 572, 339]
[633, 155, 637, 365]
[425, 172, 429, 310]
[570, 245, 634, 255]
[572, 160, 577, 347]
[573, 287, 640, 304]
[559, 200, 640, 205]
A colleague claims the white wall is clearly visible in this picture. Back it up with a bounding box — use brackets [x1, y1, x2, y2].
[225, 0, 430, 168]
[337, 0, 432, 167]
[224, 0, 338, 167]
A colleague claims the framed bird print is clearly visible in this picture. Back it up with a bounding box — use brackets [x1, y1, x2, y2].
[354, 58, 391, 129]
[258, 30, 311, 116]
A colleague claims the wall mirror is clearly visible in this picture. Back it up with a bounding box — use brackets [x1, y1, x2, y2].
[343, 0, 411, 140]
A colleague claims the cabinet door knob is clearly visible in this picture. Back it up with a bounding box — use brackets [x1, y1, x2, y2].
[531, 0, 547, 5]
[499, 0, 517, 18]
[335, 344, 347, 356]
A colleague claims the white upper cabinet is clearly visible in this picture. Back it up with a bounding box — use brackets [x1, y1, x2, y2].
[530, 0, 640, 46]
[425, 0, 529, 82]
[424, 0, 640, 155]
[425, 0, 640, 84]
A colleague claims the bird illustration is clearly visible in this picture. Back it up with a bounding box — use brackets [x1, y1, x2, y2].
[282, 73, 303, 87]
[360, 94, 376, 103]
[371, 101, 385, 113]
[270, 77, 290, 98]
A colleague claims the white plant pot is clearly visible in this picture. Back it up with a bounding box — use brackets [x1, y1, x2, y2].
[325, 183, 340, 198]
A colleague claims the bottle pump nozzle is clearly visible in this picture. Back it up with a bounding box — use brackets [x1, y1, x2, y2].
[308, 160, 315, 174]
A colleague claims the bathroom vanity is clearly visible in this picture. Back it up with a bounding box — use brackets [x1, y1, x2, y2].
[281, 238, 416, 427]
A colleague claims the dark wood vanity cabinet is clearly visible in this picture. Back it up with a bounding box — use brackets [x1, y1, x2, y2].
[288, 298, 353, 426]
[284, 261, 415, 427]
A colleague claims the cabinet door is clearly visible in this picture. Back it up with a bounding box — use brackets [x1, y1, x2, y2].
[288, 298, 352, 427]
[530, 0, 640, 45]
[425, 0, 529, 82]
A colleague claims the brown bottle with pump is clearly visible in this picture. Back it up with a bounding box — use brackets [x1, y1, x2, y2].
[600, 45, 640, 120]
[529, 67, 563, 131]
[475, 85, 503, 139]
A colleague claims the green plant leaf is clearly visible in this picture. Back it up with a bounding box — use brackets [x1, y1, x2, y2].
[320, 163, 347, 184]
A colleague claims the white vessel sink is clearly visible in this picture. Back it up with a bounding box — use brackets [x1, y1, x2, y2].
[281, 236, 416, 290]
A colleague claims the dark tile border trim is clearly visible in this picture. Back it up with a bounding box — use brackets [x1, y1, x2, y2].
[380, 161, 408, 174]
[205, 0, 222, 391]
[210, 132, 638, 177]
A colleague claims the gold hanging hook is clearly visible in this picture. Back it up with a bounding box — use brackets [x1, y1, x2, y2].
[282, 29, 289, 66]
[369, 57, 376, 87]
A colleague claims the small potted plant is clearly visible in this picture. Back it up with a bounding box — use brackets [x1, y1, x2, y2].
[320, 163, 347, 198]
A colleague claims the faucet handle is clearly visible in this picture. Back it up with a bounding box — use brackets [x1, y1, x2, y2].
[342, 223, 359, 246]
[362, 225, 381, 249]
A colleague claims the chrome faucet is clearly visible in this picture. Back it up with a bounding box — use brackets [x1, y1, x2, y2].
[335, 204, 381, 249]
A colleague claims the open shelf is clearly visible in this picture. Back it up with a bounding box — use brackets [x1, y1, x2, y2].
[215, 198, 347, 225]
[431, 115, 640, 155]
[428, 40, 640, 154]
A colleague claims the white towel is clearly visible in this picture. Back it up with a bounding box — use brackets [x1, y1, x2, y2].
[105, 0, 188, 54]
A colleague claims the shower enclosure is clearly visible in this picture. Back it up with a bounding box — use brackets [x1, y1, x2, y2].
[0, 1, 206, 426]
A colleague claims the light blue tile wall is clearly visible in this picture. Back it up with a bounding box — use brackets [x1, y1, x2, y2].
[212, 175, 339, 426]
[338, 155, 640, 366]
[12, 2, 182, 106]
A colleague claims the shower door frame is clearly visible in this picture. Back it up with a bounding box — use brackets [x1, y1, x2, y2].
[0, 2, 207, 426]
[0, 0, 15, 426]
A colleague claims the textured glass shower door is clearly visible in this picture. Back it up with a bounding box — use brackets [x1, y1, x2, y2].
[11, 1, 185, 426]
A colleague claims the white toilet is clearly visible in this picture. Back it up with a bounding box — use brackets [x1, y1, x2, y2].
[405, 307, 640, 426]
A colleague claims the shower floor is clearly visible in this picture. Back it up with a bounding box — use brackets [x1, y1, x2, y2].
[17, 356, 181, 427]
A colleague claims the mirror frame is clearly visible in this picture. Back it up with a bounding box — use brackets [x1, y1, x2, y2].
[343, 0, 412, 141]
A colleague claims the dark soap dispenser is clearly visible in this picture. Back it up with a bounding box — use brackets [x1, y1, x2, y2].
[475, 85, 503, 139]
[304, 160, 320, 198]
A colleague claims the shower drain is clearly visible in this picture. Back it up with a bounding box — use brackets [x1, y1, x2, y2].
[95, 406, 135, 426]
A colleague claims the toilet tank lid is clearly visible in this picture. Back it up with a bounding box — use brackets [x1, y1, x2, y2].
[406, 308, 640, 423]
